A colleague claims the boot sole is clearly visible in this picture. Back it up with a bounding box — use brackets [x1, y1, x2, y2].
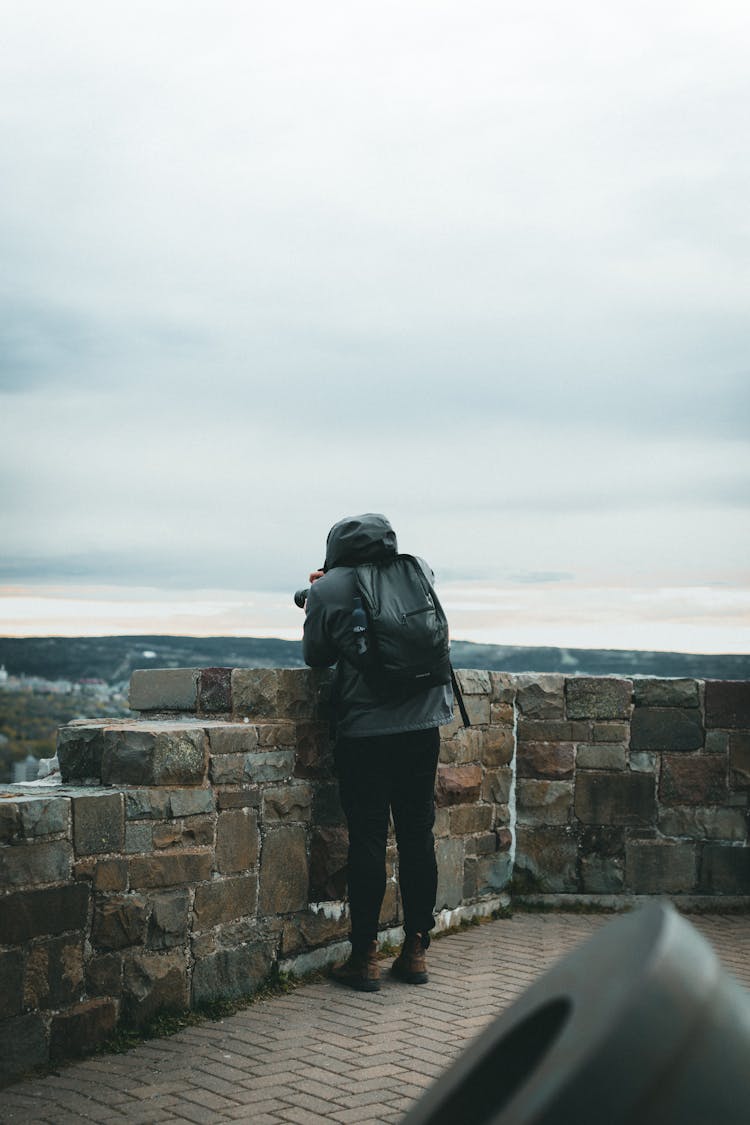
[390, 965, 428, 985]
[331, 974, 381, 992]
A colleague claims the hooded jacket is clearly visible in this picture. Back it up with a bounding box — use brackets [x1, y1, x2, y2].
[302, 513, 454, 737]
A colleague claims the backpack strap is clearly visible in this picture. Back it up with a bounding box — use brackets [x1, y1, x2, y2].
[450, 664, 471, 728]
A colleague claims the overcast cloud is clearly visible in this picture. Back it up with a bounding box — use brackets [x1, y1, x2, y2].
[1, 1, 748, 647]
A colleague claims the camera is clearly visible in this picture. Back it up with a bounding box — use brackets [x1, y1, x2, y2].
[294, 588, 310, 609]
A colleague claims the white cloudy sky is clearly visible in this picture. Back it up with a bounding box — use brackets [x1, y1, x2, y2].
[1, 1, 749, 651]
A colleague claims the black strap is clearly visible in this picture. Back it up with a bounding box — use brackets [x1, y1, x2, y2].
[450, 664, 471, 727]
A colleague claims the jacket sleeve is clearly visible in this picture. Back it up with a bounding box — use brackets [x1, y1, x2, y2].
[302, 583, 339, 668]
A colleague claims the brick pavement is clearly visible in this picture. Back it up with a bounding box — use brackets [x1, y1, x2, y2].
[3, 911, 749, 1125]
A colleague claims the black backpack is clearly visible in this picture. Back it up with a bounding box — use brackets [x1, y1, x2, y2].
[352, 554, 452, 697]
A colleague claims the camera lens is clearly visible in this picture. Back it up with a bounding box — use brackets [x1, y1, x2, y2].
[294, 588, 309, 609]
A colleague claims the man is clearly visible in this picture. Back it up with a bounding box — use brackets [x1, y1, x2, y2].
[302, 513, 453, 992]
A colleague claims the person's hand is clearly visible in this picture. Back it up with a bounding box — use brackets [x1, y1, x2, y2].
[309, 570, 325, 584]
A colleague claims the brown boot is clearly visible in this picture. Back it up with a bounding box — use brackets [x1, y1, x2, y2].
[391, 932, 429, 984]
[331, 941, 381, 992]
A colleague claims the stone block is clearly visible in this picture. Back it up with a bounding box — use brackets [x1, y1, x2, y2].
[581, 825, 625, 858]
[199, 667, 232, 713]
[129, 668, 198, 712]
[122, 951, 189, 1027]
[516, 780, 572, 825]
[294, 722, 333, 778]
[216, 809, 259, 874]
[172, 816, 215, 849]
[192, 944, 273, 1005]
[281, 910, 349, 956]
[566, 677, 632, 720]
[517, 742, 575, 779]
[129, 851, 212, 889]
[85, 952, 122, 997]
[23, 934, 84, 1009]
[489, 672, 516, 703]
[16, 795, 70, 838]
[513, 825, 579, 893]
[207, 725, 260, 754]
[217, 787, 261, 810]
[705, 731, 729, 754]
[574, 771, 654, 827]
[466, 832, 499, 856]
[258, 826, 309, 914]
[729, 733, 750, 787]
[232, 668, 316, 720]
[379, 880, 399, 927]
[625, 840, 697, 893]
[93, 858, 128, 892]
[491, 702, 515, 725]
[0, 840, 72, 887]
[434, 807, 451, 836]
[440, 711, 464, 740]
[170, 789, 214, 817]
[435, 765, 482, 807]
[147, 889, 190, 950]
[630, 707, 704, 751]
[517, 719, 590, 743]
[124, 789, 172, 820]
[444, 728, 485, 765]
[102, 727, 207, 787]
[659, 755, 727, 806]
[633, 679, 700, 708]
[700, 844, 750, 894]
[152, 824, 181, 849]
[258, 722, 298, 748]
[475, 851, 512, 895]
[462, 695, 491, 726]
[49, 998, 117, 1060]
[263, 784, 313, 822]
[481, 768, 512, 805]
[705, 681, 750, 729]
[124, 823, 153, 854]
[212, 750, 296, 785]
[629, 752, 657, 773]
[658, 806, 747, 841]
[0, 950, 23, 1019]
[590, 723, 630, 743]
[309, 826, 348, 902]
[455, 669, 491, 694]
[0, 1012, 48, 1085]
[193, 874, 258, 928]
[435, 838, 464, 909]
[93, 895, 148, 951]
[0, 883, 89, 944]
[496, 826, 513, 851]
[575, 743, 627, 770]
[481, 725, 515, 766]
[515, 675, 565, 719]
[57, 724, 106, 781]
[449, 804, 494, 835]
[0, 801, 20, 842]
[581, 854, 624, 894]
[312, 782, 345, 826]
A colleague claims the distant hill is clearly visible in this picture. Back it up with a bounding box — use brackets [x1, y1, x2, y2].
[1, 635, 748, 682]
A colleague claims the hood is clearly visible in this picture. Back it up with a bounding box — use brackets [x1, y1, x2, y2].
[323, 513, 398, 570]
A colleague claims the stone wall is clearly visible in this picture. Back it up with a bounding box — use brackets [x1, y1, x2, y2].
[0, 668, 747, 1085]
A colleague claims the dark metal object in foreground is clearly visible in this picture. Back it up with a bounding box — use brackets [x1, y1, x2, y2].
[402, 903, 750, 1125]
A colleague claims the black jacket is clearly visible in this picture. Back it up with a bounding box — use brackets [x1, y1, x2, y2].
[302, 513, 453, 737]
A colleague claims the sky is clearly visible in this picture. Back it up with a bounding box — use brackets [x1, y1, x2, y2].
[1, 1, 749, 652]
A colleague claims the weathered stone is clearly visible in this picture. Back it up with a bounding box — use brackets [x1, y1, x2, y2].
[462, 695, 491, 726]
[580, 825, 625, 858]
[129, 668, 198, 712]
[590, 723, 630, 743]
[263, 784, 313, 822]
[658, 806, 747, 841]
[178, 815, 215, 848]
[455, 669, 491, 694]
[466, 832, 499, 856]
[0, 800, 20, 842]
[379, 880, 399, 926]
[440, 735, 466, 765]
[294, 722, 333, 778]
[245, 751, 296, 783]
[232, 668, 316, 720]
[122, 951, 188, 1026]
[436, 765, 482, 807]
[631, 708, 704, 751]
[516, 780, 572, 825]
[633, 679, 700, 708]
[700, 844, 750, 894]
[481, 725, 515, 766]
[475, 852, 512, 895]
[258, 722, 297, 748]
[152, 824, 182, 849]
[440, 711, 464, 740]
[217, 787, 261, 810]
[93, 895, 148, 951]
[574, 771, 654, 826]
[85, 952, 121, 997]
[0, 950, 23, 1019]
[445, 728, 485, 765]
[516, 676, 565, 719]
[0, 840, 72, 887]
[57, 724, 106, 781]
[207, 725, 259, 754]
[191, 943, 273, 1004]
[259, 826, 309, 914]
[23, 934, 84, 1008]
[496, 827, 513, 852]
[705, 680, 750, 729]
[199, 667, 232, 713]
[490, 702, 514, 725]
[308, 826, 348, 902]
[281, 909, 349, 956]
[489, 672, 516, 704]
[124, 823, 153, 854]
[629, 752, 657, 773]
[566, 677, 632, 720]
[0, 883, 89, 944]
[93, 858, 128, 892]
[147, 890, 190, 950]
[193, 874, 258, 928]
[705, 731, 729, 755]
[449, 804, 493, 835]
[625, 840, 696, 893]
[49, 998, 117, 1060]
[312, 782, 345, 826]
[17, 795, 70, 838]
[462, 857, 479, 899]
[729, 733, 750, 787]
[434, 807, 451, 836]
[124, 788, 172, 820]
[170, 789, 214, 817]
[513, 826, 579, 893]
[575, 743, 627, 771]
[481, 768, 512, 805]
[659, 755, 727, 806]
[435, 838, 464, 909]
[216, 809, 259, 874]
[129, 851, 212, 889]
[517, 742, 575, 779]
[581, 855, 624, 894]
[71, 792, 124, 856]
[518, 719, 590, 743]
[102, 727, 207, 787]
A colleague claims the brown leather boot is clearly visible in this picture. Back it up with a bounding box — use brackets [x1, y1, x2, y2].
[391, 932, 429, 984]
[331, 941, 381, 992]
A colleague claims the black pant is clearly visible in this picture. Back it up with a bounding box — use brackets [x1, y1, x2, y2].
[335, 726, 440, 952]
